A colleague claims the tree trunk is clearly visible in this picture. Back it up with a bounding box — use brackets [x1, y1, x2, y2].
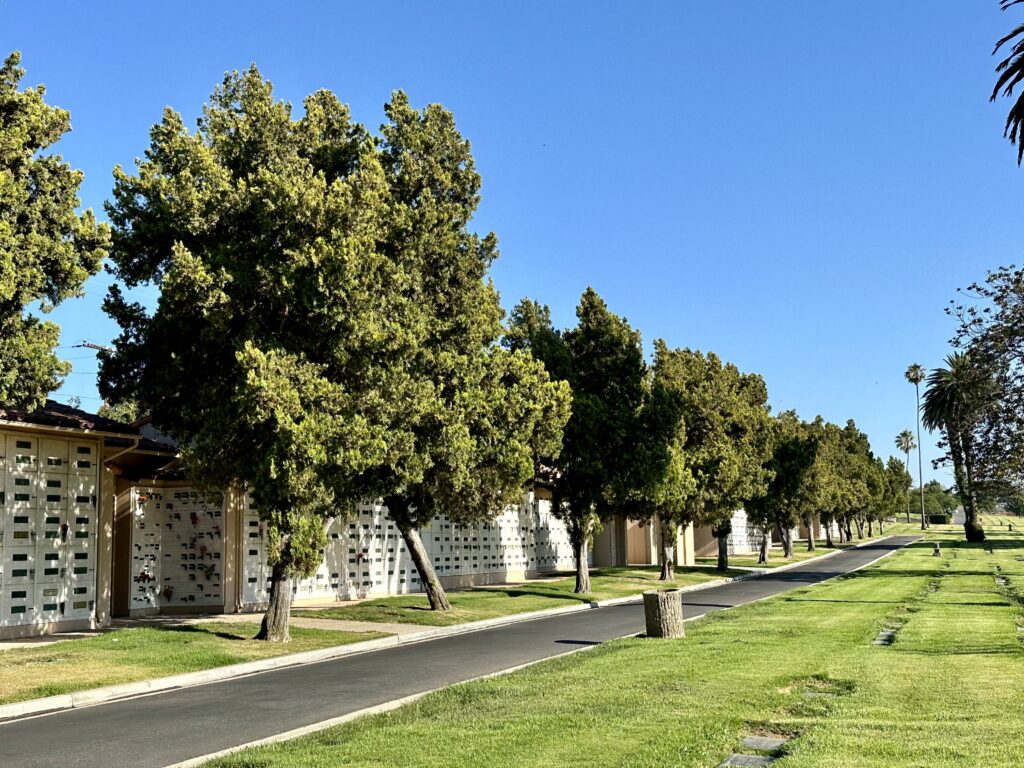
[867, 519, 874, 537]
[962, 430, 980, 526]
[916, 383, 927, 529]
[825, 521, 834, 548]
[845, 518, 854, 541]
[854, 517, 864, 539]
[659, 518, 675, 581]
[715, 530, 729, 572]
[758, 529, 769, 565]
[574, 534, 591, 593]
[879, 518, 884, 534]
[948, 427, 970, 526]
[400, 522, 452, 611]
[256, 560, 292, 642]
[835, 521, 844, 544]
[905, 453, 912, 523]
[806, 518, 816, 552]
[781, 525, 793, 558]
[643, 589, 685, 638]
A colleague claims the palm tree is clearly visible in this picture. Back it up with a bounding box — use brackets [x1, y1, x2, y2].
[921, 353, 993, 542]
[992, 1, 1024, 164]
[905, 364, 927, 530]
[894, 430, 916, 523]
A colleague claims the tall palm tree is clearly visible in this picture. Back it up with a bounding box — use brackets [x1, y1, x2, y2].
[921, 353, 993, 542]
[895, 430, 916, 523]
[992, 0, 1024, 164]
[905, 363, 927, 530]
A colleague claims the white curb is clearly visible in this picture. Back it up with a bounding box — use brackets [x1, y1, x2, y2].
[0, 533, 911, 724]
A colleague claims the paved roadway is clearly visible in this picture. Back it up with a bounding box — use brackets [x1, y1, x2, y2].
[0, 536, 918, 768]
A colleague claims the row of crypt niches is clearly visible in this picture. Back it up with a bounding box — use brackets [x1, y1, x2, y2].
[238, 492, 580, 607]
[0, 432, 99, 628]
[130, 486, 225, 611]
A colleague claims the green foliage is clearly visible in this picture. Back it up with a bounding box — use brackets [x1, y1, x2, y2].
[913, 480, 959, 517]
[101, 67, 568, 621]
[745, 410, 818, 539]
[662, 347, 773, 533]
[101, 66, 399, 580]
[921, 352, 996, 533]
[505, 289, 647, 590]
[97, 399, 141, 423]
[0, 51, 108, 409]
[992, 0, 1024, 164]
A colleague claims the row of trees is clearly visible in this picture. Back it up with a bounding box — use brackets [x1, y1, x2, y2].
[4, 55, 912, 643]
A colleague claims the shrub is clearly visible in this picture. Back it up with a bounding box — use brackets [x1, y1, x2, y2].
[964, 521, 986, 542]
[928, 513, 950, 524]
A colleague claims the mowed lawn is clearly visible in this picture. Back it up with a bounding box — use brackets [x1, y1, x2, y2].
[213, 527, 1024, 768]
[0, 623, 385, 705]
[294, 566, 740, 627]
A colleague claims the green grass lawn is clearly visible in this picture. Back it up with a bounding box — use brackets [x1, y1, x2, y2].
[0, 622, 385, 705]
[295, 566, 741, 627]
[213, 527, 1024, 768]
[981, 513, 1022, 528]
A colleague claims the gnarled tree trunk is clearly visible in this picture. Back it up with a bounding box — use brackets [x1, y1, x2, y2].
[256, 560, 292, 642]
[806, 517, 816, 552]
[757, 530, 770, 565]
[400, 522, 451, 611]
[845, 517, 854, 541]
[825, 520, 834, 548]
[659, 518, 676, 581]
[867, 519, 874, 537]
[854, 517, 865, 539]
[387, 495, 451, 611]
[780, 525, 793, 558]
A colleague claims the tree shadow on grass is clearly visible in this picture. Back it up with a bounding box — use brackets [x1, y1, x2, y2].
[160, 625, 250, 642]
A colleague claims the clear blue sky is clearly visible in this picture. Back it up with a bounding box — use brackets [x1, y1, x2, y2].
[4, 1, 1019, 485]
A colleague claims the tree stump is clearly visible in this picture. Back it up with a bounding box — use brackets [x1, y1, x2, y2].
[643, 589, 685, 638]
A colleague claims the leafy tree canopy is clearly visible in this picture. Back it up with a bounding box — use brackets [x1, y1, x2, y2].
[0, 51, 108, 410]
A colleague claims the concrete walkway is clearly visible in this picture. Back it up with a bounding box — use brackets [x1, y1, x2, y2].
[0, 536, 919, 768]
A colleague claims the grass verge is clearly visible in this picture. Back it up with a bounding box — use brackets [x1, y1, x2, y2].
[213, 528, 1024, 767]
[295, 566, 741, 627]
[0, 622, 385, 705]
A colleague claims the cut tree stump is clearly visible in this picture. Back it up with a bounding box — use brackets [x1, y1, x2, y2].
[643, 589, 685, 638]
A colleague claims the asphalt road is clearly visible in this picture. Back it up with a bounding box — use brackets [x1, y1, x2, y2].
[0, 536, 918, 768]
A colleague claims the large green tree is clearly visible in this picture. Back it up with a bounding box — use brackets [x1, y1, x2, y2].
[505, 290, 646, 593]
[921, 353, 996, 541]
[620, 340, 691, 581]
[885, 456, 913, 528]
[353, 94, 570, 612]
[100, 66, 404, 640]
[745, 411, 818, 563]
[101, 67, 568, 636]
[0, 51, 108, 409]
[658, 347, 773, 571]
